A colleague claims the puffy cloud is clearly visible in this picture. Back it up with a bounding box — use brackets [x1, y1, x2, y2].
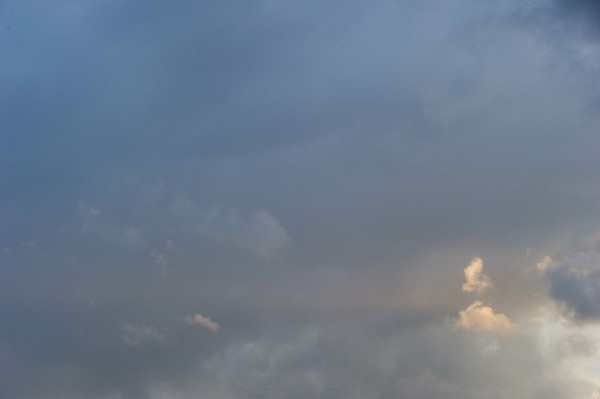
[454, 301, 518, 335]
[185, 313, 220, 332]
[462, 257, 493, 294]
[453, 301, 518, 336]
[456, 258, 517, 336]
[537, 255, 555, 272]
[149, 319, 600, 399]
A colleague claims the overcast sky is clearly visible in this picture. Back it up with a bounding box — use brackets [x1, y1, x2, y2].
[2, 1, 600, 398]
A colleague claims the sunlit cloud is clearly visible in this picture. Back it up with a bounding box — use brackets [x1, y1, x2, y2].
[462, 257, 493, 294]
[453, 300, 518, 336]
[537, 255, 555, 272]
[185, 313, 220, 332]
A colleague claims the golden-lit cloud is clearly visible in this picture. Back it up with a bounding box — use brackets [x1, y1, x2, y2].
[454, 300, 518, 336]
[185, 313, 220, 332]
[462, 257, 493, 294]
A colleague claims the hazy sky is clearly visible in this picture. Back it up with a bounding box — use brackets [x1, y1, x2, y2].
[2, 1, 600, 398]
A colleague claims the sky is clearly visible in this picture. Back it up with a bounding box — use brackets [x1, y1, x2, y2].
[2, 0, 600, 398]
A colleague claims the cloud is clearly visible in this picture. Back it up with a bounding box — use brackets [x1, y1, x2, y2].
[200, 208, 291, 258]
[554, 0, 600, 20]
[150, 319, 598, 399]
[150, 249, 167, 266]
[565, 332, 596, 357]
[455, 257, 517, 336]
[78, 201, 101, 220]
[123, 323, 165, 346]
[453, 301, 518, 336]
[551, 0, 600, 41]
[462, 257, 493, 294]
[78, 206, 146, 250]
[537, 255, 555, 272]
[170, 196, 291, 257]
[3, 0, 600, 398]
[185, 313, 220, 332]
[542, 252, 600, 321]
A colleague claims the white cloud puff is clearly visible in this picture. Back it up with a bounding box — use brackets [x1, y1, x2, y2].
[536, 256, 555, 272]
[454, 300, 518, 336]
[185, 313, 220, 332]
[462, 257, 493, 294]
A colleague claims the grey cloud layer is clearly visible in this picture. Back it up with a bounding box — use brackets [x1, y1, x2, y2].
[542, 252, 600, 321]
[2, 0, 600, 398]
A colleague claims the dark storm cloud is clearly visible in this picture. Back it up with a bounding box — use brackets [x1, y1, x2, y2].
[3, 0, 600, 397]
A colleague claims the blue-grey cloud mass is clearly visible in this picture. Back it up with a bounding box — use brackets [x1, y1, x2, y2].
[2, 0, 600, 398]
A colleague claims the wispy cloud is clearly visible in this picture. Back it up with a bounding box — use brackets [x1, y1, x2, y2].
[122, 323, 165, 346]
[185, 313, 220, 332]
[200, 208, 291, 258]
[171, 197, 291, 257]
[78, 201, 101, 220]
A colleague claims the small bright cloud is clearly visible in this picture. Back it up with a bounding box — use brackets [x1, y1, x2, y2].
[462, 257, 493, 294]
[454, 300, 518, 336]
[185, 313, 220, 332]
[537, 256, 554, 272]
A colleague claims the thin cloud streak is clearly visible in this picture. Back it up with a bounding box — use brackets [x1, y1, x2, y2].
[185, 313, 221, 332]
